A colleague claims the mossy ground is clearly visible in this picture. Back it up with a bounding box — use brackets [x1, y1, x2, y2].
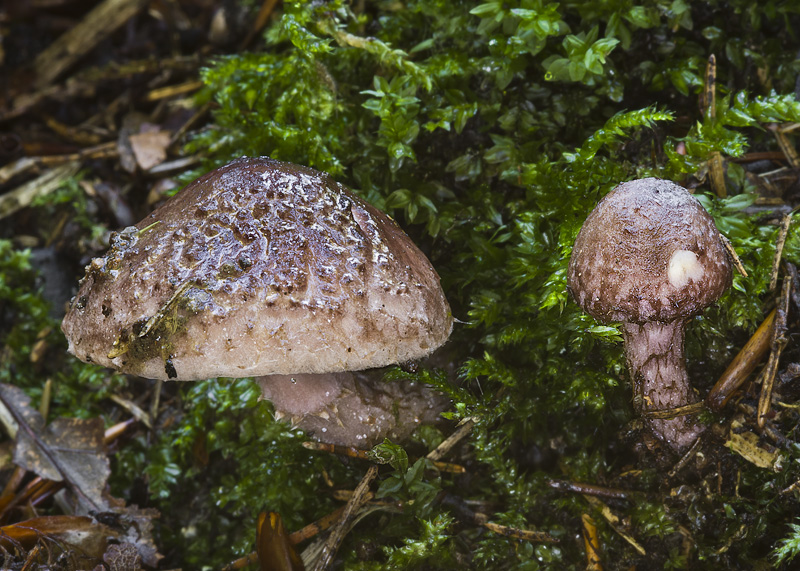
[3, 1, 800, 569]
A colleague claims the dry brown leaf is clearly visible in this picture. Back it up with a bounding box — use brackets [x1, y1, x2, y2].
[726, 420, 782, 471]
[0, 384, 110, 513]
[13, 414, 110, 512]
[129, 130, 171, 171]
[0, 384, 163, 564]
[0, 383, 41, 439]
[0, 514, 115, 558]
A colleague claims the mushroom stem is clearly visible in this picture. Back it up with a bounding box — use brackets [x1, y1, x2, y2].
[257, 371, 449, 447]
[622, 321, 704, 450]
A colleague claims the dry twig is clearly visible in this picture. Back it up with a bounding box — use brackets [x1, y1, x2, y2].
[707, 308, 776, 411]
[547, 480, 635, 501]
[770, 211, 796, 290]
[312, 465, 379, 571]
[583, 495, 646, 556]
[33, 0, 151, 88]
[757, 274, 792, 428]
[426, 416, 476, 462]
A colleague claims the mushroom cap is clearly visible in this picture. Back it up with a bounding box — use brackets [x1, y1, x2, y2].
[567, 178, 732, 324]
[61, 157, 453, 380]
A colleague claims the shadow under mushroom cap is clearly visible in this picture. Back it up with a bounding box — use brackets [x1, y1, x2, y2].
[258, 371, 450, 448]
[61, 157, 453, 381]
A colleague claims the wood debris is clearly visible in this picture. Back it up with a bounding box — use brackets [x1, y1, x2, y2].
[726, 420, 782, 471]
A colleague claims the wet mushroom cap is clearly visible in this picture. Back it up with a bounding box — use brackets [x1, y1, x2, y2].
[567, 178, 732, 324]
[61, 157, 453, 380]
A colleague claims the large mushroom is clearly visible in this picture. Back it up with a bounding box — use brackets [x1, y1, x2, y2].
[567, 178, 732, 451]
[62, 157, 453, 446]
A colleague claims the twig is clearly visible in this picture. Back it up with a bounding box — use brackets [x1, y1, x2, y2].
[0, 144, 118, 185]
[108, 394, 152, 429]
[702, 55, 728, 198]
[426, 416, 476, 462]
[770, 211, 796, 290]
[290, 505, 351, 545]
[2, 56, 201, 122]
[547, 479, 635, 501]
[312, 465, 379, 571]
[781, 479, 800, 495]
[668, 435, 703, 478]
[439, 492, 557, 543]
[786, 262, 800, 312]
[707, 308, 776, 411]
[757, 274, 791, 428]
[150, 381, 162, 429]
[144, 80, 205, 102]
[0, 162, 81, 221]
[642, 401, 705, 420]
[239, 0, 282, 51]
[731, 151, 787, 162]
[480, 520, 558, 543]
[38, 380, 52, 422]
[701, 54, 717, 120]
[708, 152, 726, 198]
[168, 102, 214, 150]
[583, 495, 646, 556]
[721, 235, 748, 277]
[33, 0, 151, 88]
[770, 124, 800, 169]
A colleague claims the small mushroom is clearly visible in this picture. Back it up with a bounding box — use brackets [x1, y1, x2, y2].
[567, 178, 732, 451]
[62, 157, 453, 445]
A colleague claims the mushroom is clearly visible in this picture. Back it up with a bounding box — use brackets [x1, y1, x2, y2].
[567, 178, 732, 451]
[61, 157, 453, 445]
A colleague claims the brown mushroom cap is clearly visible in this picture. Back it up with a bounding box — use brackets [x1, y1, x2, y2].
[567, 178, 732, 324]
[61, 157, 453, 380]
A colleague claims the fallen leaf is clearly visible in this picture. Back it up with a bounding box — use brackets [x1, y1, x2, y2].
[0, 383, 111, 511]
[1, 383, 111, 512]
[0, 383, 42, 439]
[13, 414, 110, 512]
[0, 514, 115, 558]
[726, 420, 782, 471]
[0, 384, 163, 564]
[129, 130, 171, 170]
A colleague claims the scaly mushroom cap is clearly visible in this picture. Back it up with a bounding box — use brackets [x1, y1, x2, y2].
[567, 178, 732, 324]
[61, 157, 453, 380]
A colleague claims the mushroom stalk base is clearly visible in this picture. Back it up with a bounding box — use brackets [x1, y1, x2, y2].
[622, 321, 704, 451]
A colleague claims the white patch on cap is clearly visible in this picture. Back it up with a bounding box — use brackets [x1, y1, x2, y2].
[668, 250, 704, 288]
